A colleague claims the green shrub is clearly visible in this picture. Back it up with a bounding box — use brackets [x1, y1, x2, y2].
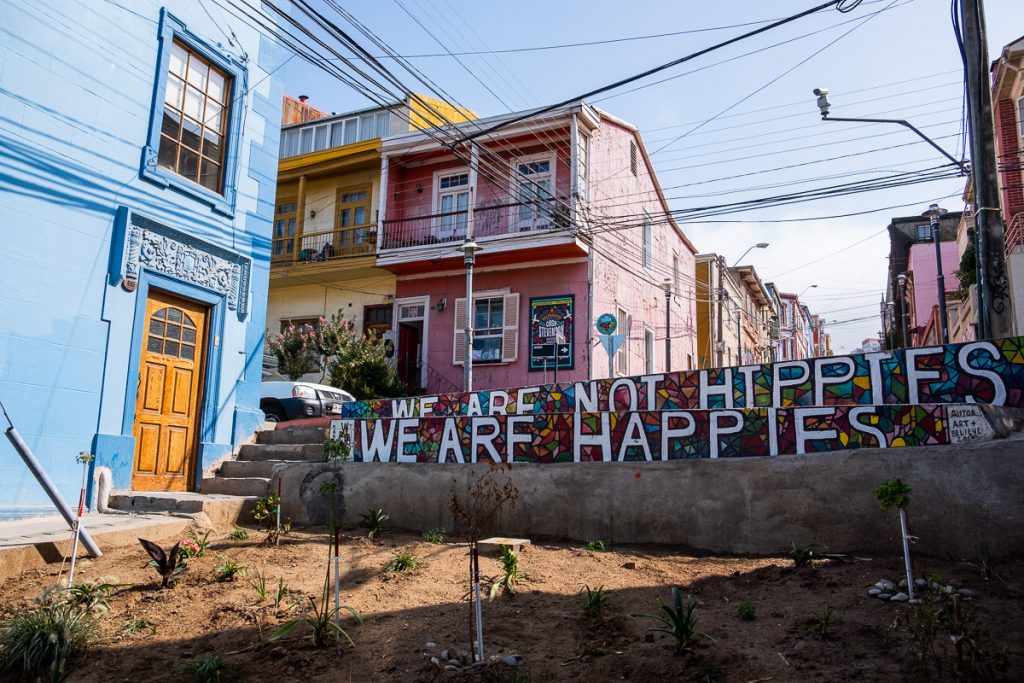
[580, 585, 610, 618]
[488, 547, 526, 599]
[227, 529, 249, 541]
[0, 602, 96, 681]
[385, 551, 419, 574]
[422, 529, 446, 544]
[212, 558, 245, 582]
[360, 508, 390, 539]
[633, 587, 699, 653]
[737, 597, 756, 621]
[584, 540, 608, 552]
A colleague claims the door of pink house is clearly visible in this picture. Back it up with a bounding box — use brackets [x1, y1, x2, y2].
[397, 322, 421, 389]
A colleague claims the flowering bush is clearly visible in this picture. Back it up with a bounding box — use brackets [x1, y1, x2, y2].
[176, 538, 202, 559]
[265, 320, 321, 380]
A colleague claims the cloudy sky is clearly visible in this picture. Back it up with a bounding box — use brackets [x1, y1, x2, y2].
[278, 0, 1024, 353]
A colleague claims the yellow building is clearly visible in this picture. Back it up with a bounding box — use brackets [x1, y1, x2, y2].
[267, 95, 475, 379]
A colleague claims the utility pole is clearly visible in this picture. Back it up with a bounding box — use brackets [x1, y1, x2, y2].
[662, 279, 672, 372]
[715, 256, 725, 368]
[960, 0, 1013, 338]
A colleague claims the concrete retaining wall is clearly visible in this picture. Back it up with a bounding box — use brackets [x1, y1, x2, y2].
[275, 434, 1024, 559]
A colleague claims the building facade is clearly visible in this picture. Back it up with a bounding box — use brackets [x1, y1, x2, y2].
[0, 2, 284, 515]
[992, 35, 1024, 334]
[376, 103, 697, 393]
[695, 257, 774, 368]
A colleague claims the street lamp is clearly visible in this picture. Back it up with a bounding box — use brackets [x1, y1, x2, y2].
[662, 278, 673, 373]
[797, 284, 818, 298]
[812, 88, 969, 175]
[734, 242, 769, 265]
[925, 203, 950, 344]
[456, 239, 482, 391]
[897, 272, 911, 348]
[717, 242, 768, 368]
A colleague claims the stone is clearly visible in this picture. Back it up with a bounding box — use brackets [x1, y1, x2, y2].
[915, 578, 927, 588]
[957, 588, 977, 599]
[877, 593, 893, 600]
[877, 580, 895, 591]
[430, 657, 440, 667]
[623, 562, 637, 570]
[868, 588, 881, 596]
[426, 641, 437, 649]
[444, 665, 460, 672]
[502, 655, 519, 667]
[440, 650, 450, 662]
[899, 578, 908, 588]
[890, 592, 910, 602]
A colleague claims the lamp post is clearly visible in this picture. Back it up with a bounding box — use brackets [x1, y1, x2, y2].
[662, 278, 672, 372]
[717, 242, 768, 368]
[925, 203, 950, 344]
[734, 241, 770, 265]
[897, 272, 911, 348]
[813, 88, 969, 175]
[457, 239, 482, 391]
[797, 284, 818, 298]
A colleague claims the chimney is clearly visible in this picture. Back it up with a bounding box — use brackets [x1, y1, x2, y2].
[298, 95, 309, 103]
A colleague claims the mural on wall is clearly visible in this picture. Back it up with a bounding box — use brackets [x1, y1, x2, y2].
[332, 403, 996, 463]
[528, 295, 574, 372]
[343, 337, 1024, 419]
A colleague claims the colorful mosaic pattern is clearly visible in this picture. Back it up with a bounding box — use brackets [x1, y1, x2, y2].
[343, 337, 1024, 419]
[344, 404, 994, 463]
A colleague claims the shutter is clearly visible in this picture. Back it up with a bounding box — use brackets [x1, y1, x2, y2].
[453, 297, 466, 365]
[501, 293, 520, 363]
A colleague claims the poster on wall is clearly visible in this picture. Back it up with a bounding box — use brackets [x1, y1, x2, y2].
[529, 295, 574, 371]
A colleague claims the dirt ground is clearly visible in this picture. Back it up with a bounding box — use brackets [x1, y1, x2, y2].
[1, 521, 1021, 682]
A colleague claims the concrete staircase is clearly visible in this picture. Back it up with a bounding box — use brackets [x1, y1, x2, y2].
[108, 424, 327, 525]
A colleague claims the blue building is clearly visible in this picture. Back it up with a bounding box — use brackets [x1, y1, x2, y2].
[0, 2, 285, 516]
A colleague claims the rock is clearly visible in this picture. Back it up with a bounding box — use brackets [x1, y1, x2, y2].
[426, 641, 437, 649]
[957, 588, 977, 599]
[440, 650, 449, 662]
[457, 650, 472, 664]
[270, 647, 287, 659]
[915, 578, 927, 588]
[502, 655, 519, 667]
[444, 665, 460, 672]
[430, 657, 440, 668]
[890, 592, 909, 602]
[877, 593, 893, 600]
[623, 562, 636, 570]
[877, 580, 895, 591]
[868, 588, 881, 596]
[899, 578, 908, 588]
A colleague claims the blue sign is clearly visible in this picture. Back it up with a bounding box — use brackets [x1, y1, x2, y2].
[596, 313, 617, 336]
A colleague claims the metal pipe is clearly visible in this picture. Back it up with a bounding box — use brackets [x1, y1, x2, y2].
[932, 223, 950, 344]
[4, 427, 102, 558]
[897, 273, 911, 348]
[899, 508, 916, 601]
[664, 284, 672, 372]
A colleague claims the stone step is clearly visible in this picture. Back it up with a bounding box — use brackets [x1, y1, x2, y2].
[256, 425, 327, 445]
[107, 491, 257, 526]
[201, 477, 270, 497]
[237, 443, 324, 461]
[218, 458, 303, 479]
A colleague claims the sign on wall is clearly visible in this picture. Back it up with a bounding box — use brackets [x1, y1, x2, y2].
[529, 295, 574, 371]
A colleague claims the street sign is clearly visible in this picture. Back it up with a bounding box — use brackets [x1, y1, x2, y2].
[596, 313, 617, 335]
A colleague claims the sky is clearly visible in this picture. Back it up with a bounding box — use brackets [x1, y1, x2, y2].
[266, 0, 1024, 354]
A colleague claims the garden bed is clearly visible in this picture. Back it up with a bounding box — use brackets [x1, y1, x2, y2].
[1, 523, 1021, 681]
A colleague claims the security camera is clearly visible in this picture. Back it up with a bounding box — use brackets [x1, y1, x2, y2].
[813, 87, 831, 118]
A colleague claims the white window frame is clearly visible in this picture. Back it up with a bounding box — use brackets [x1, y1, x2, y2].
[511, 153, 557, 232]
[453, 290, 519, 366]
[432, 166, 470, 241]
[644, 325, 655, 374]
[642, 212, 653, 270]
[673, 253, 680, 295]
[615, 306, 629, 376]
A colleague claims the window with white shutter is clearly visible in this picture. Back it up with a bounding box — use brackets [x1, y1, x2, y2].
[453, 292, 519, 365]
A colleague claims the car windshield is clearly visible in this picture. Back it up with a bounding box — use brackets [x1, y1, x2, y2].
[262, 368, 288, 382]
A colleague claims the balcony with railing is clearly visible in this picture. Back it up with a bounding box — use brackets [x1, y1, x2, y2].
[381, 198, 573, 250]
[1006, 212, 1023, 257]
[271, 224, 377, 265]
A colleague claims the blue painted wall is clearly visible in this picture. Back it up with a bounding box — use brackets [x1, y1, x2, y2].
[0, 1, 285, 515]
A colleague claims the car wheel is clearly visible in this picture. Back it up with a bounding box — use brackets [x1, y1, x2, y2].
[263, 406, 286, 423]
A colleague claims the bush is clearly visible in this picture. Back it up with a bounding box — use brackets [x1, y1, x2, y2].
[265, 322, 320, 380]
[385, 551, 419, 573]
[0, 602, 96, 681]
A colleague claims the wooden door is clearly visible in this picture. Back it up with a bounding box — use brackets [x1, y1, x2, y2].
[397, 323, 421, 388]
[131, 290, 208, 491]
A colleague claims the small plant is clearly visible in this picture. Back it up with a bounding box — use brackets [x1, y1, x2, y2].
[810, 606, 836, 640]
[323, 435, 350, 462]
[64, 579, 124, 615]
[422, 528, 446, 544]
[252, 494, 290, 545]
[633, 587, 699, 653]
[270, 595, 362, 648]
[139, 539, 187, 588]
[385, 551, 419, 574]
[247, 567, 268, 601]
[874, 478, 912, 511]
[0, 601, 96, 681]
[212, 557, 245, 582]
[227, 528, 249, 541]
[273, 579, 289, 611]
[123, 616, 156, 635]
[176, 537, 203, 559]
[770, 609, 788, 619]
[585, 540, 608, 552]
[187, 653, 225, 683]
[788, 543, 822, 568]
[580, 585, 610, 618]
[360, 508, 390, 539]
[737, 597, 756, 621]
[489, 546, 527, 599]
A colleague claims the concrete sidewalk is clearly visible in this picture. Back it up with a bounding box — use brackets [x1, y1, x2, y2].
[0, 511, 196, 581]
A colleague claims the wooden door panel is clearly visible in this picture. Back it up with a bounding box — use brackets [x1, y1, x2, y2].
[170, 367, 193, 417]
[141, 363, 166, 413]
[136, 423, 161, 474]
[132, 290, 208, 491]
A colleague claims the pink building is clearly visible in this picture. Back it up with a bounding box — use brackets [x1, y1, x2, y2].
[376, 102, 697, 393]
[907, 240, 961, 345]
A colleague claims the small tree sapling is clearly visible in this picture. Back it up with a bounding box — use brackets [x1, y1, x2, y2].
[874, 478, 917, 601]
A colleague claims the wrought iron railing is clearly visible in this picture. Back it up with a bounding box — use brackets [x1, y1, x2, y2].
[272, 225, 377, 264]
[1006, 212, 1023, 258]
[419, 360, 460, 395]
[381, 199, 572, 250]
